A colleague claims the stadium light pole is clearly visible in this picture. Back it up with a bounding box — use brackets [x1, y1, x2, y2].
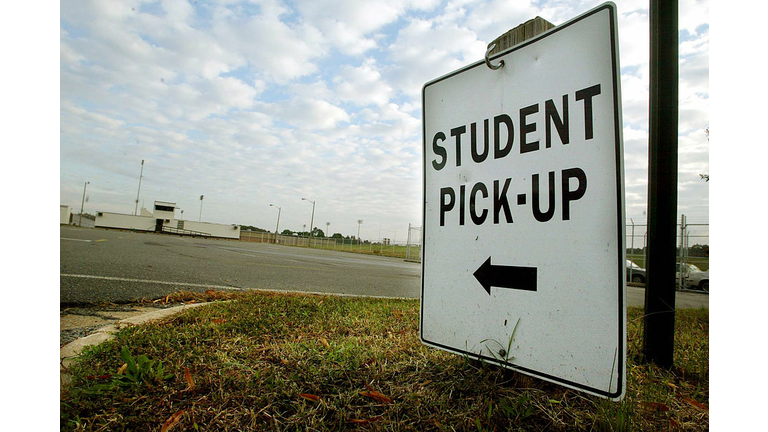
[357, 219, 363, 246]
[80, 181, 90, 227]
[134, 159, 144, 215]
[301, 198, 315, 247]
[199, 195, 204, 222]
[270, 204, 281, 243]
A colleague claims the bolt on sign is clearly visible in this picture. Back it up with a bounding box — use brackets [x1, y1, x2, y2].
[420, 3, 626, 400]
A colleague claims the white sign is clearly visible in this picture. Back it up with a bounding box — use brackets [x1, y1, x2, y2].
[420, 3, 625, 400]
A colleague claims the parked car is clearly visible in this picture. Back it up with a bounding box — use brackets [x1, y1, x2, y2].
[675, 263, 698, 285]
[686, 268, 709, 292]
[676, 263, 697, 279]
[626, 260, 646, 284]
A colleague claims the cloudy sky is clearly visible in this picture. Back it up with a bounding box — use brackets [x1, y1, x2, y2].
[59, 0, 709, 241]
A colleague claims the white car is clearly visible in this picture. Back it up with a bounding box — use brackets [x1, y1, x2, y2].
[686, 268, 709, 292]
[626, 260, 646, 284]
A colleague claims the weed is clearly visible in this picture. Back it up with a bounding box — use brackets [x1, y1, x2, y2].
[83, 346, 174, 394]
[115, 346, 174, 387]
[479, 318, 520, 365]
[499, 393, 535, 422]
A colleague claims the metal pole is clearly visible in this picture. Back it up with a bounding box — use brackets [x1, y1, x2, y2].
[357, 219, 363, 247]
[80, 181, 90, 227]
[270, 204, 281, 243]
[678, 214, 685, 288]
[310, 202, 315, 247]
[643, 0, 678, 369]
[629, 219, 635, 281]
[302, 198, 315, 247]
[407, 223, 412, 260]
[199, 195, 204, 222]
[393, 228, 396, 255]
[644, 231, 648, 266]
[134, 159, 144, 215]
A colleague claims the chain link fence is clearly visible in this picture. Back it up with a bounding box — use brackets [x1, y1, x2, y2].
[405, 224, 422, 262]
[240, 227, 423, 260]
[70, 212, 96, 228]
[243, 217, 709, 277]
[626, 216, 709, 288]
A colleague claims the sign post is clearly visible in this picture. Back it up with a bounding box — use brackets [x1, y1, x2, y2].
[643, 0, 678, 369]
[420, 3, 625, 400]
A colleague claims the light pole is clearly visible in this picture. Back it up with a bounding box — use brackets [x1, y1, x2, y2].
[199, 195, 204, 222]
[80, 181, 90, 227]
[326, 222, 330, 237]
[134, 159, 144, 215]
[270, 204, 281, 243]
[357, 219, 363, 246]
[301, 197, 315, 247]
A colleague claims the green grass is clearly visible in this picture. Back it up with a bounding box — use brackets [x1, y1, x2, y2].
[303, 242, 418, 260]
[241, 235, 420, 260]
[61, 291, 708, 431]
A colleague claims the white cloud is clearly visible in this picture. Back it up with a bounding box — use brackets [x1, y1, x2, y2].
[61, 100, 125, 131]
[295, 0, 440, 55]
[59, 0, 709, 235]
[283, 98, 351, 130]
[679, 0, 709, 35]
[620, 72, 649, 129]
[334, 59, 393, 106]
[460, 0, 540, 42]
[388, 17, 486, 99]
[210, 3, 326, 83]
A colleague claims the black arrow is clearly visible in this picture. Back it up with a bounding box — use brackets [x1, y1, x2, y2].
[473, 257, 537, 295]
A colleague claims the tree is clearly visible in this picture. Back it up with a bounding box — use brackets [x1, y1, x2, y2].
[240, 225, 266, 232]
[688, 244, 709, 257]
[331, 233, 344, 239]
[312, 227, 325, 238]
[281, 229, 294, 235]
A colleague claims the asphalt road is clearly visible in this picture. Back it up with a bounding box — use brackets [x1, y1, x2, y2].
[60, 226, 421, 304]
[60, 226, 708, 309]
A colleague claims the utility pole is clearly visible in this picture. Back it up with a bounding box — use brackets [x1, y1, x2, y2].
[134, 159, 144, 215]
[643, 0, 678, 369]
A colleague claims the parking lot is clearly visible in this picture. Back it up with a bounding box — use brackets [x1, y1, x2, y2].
[61, 226, 707, 309]
[60, 226, 421, 304]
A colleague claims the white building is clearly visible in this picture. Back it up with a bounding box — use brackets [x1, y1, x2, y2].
[60, 205, 72, 224]
[94, 200, 240, 239]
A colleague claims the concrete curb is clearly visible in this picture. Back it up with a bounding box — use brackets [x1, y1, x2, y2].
[60, 302, 213, 387]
